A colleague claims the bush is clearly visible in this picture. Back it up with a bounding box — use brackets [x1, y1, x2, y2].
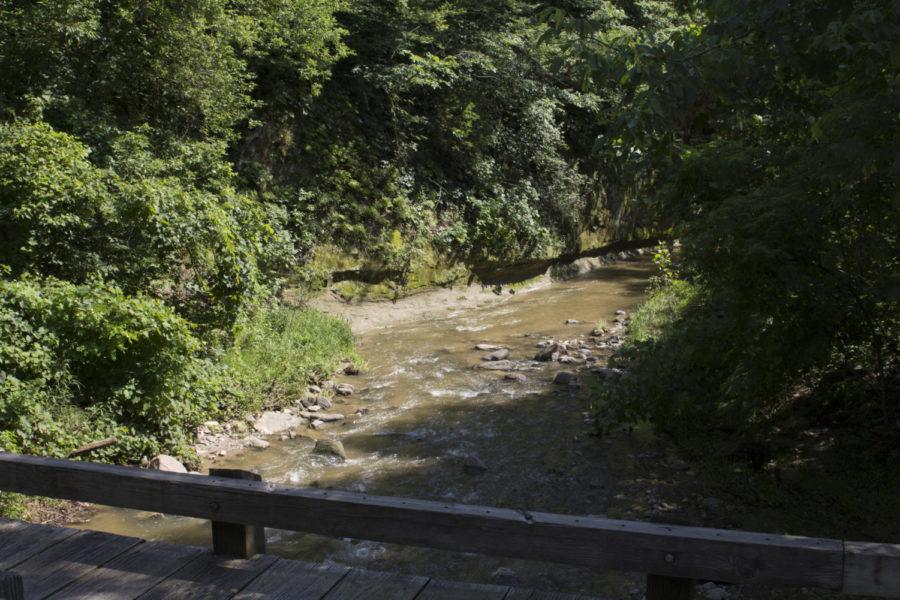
[0, 276, 233, 463]
[0, 120, 293, 333]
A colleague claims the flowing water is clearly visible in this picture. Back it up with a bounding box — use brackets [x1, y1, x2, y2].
[84, 261, 673, 597]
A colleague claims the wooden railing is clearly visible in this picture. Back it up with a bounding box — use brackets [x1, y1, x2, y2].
[0, 453, 897, 599]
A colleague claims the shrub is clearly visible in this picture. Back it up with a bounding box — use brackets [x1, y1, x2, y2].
[0, 276, 233, 463]
[0, 120, 293, 334]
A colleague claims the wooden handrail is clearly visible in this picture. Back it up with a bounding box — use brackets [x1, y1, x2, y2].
[0, 453, 896, 597]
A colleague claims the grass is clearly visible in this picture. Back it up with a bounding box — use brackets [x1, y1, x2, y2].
[223, 305, 360, 409]
[624, 278, 697, 343]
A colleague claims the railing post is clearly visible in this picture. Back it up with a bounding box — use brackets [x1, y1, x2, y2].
[646, 574, 694, 600]
[0, 571, 23, 600]
[208, 468, 266, 558]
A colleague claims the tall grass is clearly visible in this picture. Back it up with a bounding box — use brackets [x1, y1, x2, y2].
[625, 279, 697, 343]
[223, 305, 359, 408]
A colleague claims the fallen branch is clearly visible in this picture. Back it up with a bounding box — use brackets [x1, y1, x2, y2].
[68, 437, 117, 457]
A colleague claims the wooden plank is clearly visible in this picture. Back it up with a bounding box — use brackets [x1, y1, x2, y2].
[320, 568, 427, 600]
[0, 523, 79, 571]
[209, 469, 265, 558]
[232, 558, 349, 600]
[0, 520, 27, 534]
[646, 574, 694, 599]
[504, 589, 590, 600]
[842, 541, 900, 597]
[137, 552, 277, 600]
[12, 529, 139, 598]
[0, 571, 23, 600]
[45, 540, 203, 600]
[0, 454, 846, 589]
[416, 579, 509, 600]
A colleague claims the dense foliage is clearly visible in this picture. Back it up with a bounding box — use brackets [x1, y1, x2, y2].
[544, 1, 899, 433]
[1, 0, 895, 494]
[0, 0, 356, 463]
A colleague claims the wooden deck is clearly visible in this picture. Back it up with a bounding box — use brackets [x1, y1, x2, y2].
[0, 519, 604, 600]
[1, 454, 898, 599]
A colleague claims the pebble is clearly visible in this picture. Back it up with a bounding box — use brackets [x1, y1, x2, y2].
[475, 343, 504, 351]
[314, 439, 347, 460]
[478, 359, 514, 370]
[482, 348, 510, 361]
[553, 371, 578, 386]
[463, 455, 488, 473]
[247, 436, 270, 450]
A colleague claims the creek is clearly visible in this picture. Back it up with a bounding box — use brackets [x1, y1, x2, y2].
[82, 260, 683, 597]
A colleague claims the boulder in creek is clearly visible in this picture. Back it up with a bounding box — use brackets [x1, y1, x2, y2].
[553, 371, 579, 386]
[253, 410, 302, 435]
[591, 367, 624, 379]
[475, 343, 504, 351]
[317, 396, 332, 409]
[534, 343, 559, 361]
[482, 348, 510, 361]
[615, 309, 627, 316]
[230, 420, 249, 434]
[314, 439, 347, 461]
[316, 412, 346, 422]
[504, 373, 527, 382]
[342, 363, 360, 376]
[463, 455, 488, 473]
[335, 383, 354, 396]
[565, 319, 582, 325]
[148, 455, 187, 473]
[247, 436, 270, 450]
[307, 384, 322, 395]
[478, 359, 514, 371]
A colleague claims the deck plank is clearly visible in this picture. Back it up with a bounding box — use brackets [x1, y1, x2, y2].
[13, 529, 140, 599]
[136, 552, 277, 600]
[0, 522, 78, 570]
[320, 568, 428, 600]
[416, 579, 509, 599]
[504, 589, 593, 600]
[45, 540, 204, 600]
[232, 558, 349, 600]
[0, 521, 608, 600]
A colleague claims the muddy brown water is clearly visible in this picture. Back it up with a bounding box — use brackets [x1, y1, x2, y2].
[82, 261, 685, 598]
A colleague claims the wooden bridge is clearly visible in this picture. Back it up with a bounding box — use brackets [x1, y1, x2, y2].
[0, 453, 897, 600]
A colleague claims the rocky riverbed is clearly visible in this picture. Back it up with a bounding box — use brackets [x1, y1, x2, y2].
[81, 257, 792, 600]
